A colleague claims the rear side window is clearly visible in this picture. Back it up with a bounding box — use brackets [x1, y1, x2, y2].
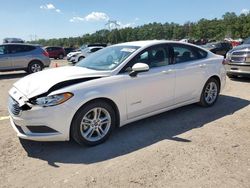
[8, 45, 36, 54]
[171, 44, 207, 63]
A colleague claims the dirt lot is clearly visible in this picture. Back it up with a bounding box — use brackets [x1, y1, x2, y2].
[0, 60, 250, 188]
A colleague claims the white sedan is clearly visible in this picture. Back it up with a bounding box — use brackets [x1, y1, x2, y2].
[8, 40, 226, 146]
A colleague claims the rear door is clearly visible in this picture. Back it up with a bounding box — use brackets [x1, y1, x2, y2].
[170, 43, 208, 103]
[0, 45, 12, 70]
[8, 45, 36, 69]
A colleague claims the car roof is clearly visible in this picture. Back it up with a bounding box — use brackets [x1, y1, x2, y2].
[0, 43, 41, 47]
[114, 40, 210, 51]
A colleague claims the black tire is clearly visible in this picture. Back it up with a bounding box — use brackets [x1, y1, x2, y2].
[227, 73, 237, 79]
[78, 56, 84, 62]
[27, 61, 43, 74]
[58, 54, 64, 59]
[71, 100, 116, 146]
[199, 78, 220, 107]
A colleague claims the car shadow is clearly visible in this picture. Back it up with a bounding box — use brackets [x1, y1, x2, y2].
[0, 72, 27, 80]
[229, 77, 250, 83]
[20, 95, 250, 167]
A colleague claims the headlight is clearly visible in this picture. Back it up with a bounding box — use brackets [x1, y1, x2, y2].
[34, 92, 73, 107]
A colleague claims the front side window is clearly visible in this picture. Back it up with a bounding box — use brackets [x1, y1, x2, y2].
[121, 45, 170, 72]
[76, 45, 139, 70]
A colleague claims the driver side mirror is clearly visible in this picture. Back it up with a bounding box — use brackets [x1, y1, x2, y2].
[129, 63, 149, 77]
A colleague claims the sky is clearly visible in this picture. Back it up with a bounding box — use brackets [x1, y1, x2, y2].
[0, 0, 249, 42]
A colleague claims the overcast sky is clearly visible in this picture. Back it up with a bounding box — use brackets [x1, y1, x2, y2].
[0, 0, 249, 42]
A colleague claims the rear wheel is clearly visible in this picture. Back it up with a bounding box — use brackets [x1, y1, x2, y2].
[78, 56, 84, 62]
[199, 78, 219, 107]
[58, 54, 64, 59]
[27, 61, 43, 74]
[71, 100, 116, 146]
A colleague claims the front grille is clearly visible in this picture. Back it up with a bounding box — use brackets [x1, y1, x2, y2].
[230, 56, 245, 62]
[230, 51, 250, 63]
[232, 51, 249, 56]
[8, 97, 21, 116]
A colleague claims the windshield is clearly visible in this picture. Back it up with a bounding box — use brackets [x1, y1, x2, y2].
[243, 37, 250, 44]
[76, 45, 140, 70]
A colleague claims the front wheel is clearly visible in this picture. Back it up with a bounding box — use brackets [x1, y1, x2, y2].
[78, 56, 84, 62]
[71, 100, 116, 146]
[199, 78, 219, 107]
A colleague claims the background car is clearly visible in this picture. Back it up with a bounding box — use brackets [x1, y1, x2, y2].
[8, 40, 226, 146]
[64, 47, 77, 55]
[44, 46, 66, 59]
[67, 46, 104, 64]
[0, 43, 50, 73]
[225, 41, 250, 78]
[202, 41, 232, 57]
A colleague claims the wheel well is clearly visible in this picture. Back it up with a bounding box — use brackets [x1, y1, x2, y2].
[69, 97, 120, 141]
[74, 97, 120, 127]
[78, 56, 85, 60]
[209, 75, 221, 91]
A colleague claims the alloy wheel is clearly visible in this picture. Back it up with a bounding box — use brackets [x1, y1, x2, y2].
[80, 107, 111, 142]
[204, 82, 218, 104]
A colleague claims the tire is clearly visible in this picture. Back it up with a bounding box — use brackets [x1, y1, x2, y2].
[71, 100, 116, 146]
[27, 61, 43, 74]
[58, 54, 64, 59]
[199, 78, 220, 107]
[78, 56, 84, 62]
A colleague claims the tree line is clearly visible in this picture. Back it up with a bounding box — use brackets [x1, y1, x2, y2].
[30, 12, 250, 47]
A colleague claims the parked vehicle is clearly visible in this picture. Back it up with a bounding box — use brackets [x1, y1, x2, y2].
[0, 43, 50, 73]
[225, 43, 250, 78]
[8, 40, 226, 146]
[202, 41, 232, 57]
[44, 46, 66, 59]
[68, 46, 104, 64]
[243, 37, 250, 44]
[64, 47, 77, 55]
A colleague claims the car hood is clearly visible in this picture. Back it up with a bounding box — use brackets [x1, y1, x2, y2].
[67, 51, 81, 57]
[13, 66, 111, 99]
[230, 44, 250, 52]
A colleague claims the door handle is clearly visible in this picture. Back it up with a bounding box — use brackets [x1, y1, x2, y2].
[162, 69, 174, 74]
[199, 64, 206, 68]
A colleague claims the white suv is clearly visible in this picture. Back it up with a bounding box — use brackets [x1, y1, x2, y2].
[67, 46, 104, 64]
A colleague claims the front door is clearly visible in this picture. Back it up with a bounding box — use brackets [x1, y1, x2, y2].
[122, 44, 176, 119]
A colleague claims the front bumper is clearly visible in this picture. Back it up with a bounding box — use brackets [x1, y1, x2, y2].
[67, 56, 77, 63]
[225, 63, 250, 76]
[8, 97, 73, 142]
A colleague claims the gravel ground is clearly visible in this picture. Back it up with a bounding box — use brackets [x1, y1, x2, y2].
[0, 60, 249, 188]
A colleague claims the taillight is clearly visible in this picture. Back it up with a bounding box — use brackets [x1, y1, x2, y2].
[43, 50, 49, 57]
